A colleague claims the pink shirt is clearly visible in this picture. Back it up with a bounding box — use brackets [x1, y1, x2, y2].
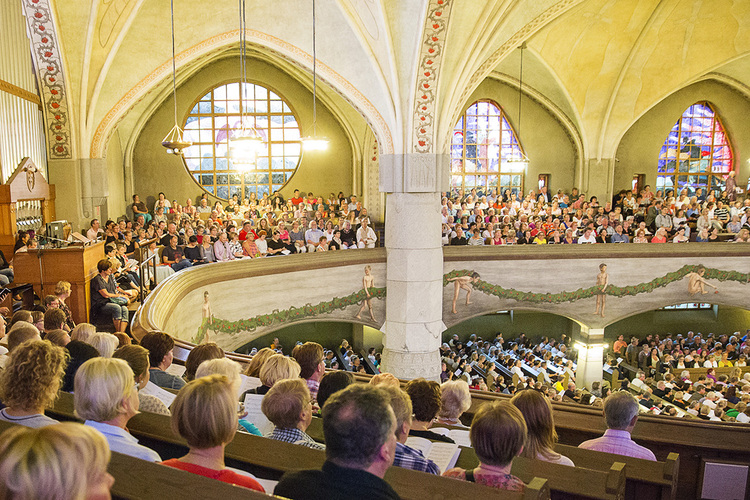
[578, 429, 656, 461]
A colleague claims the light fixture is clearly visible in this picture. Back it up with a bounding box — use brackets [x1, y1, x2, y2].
[505, 42, 530, 171]
[300, 0, 329, 151]
[229, 0, 264, 169]
[161, 0, 192, 155]
[574, 341, 608, 351]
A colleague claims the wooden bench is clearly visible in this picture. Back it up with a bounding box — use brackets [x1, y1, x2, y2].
[0, 420, 274, 500]
[45, 392, 549, 500]
[453, 446, 625, 500]
[554, 445, 679, 500]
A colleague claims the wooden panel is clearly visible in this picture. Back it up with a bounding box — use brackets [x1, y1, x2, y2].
[12, 241, 104, 322]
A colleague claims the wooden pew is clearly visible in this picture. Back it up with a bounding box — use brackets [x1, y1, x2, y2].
[45, 392, 549, 500]
[454, 446, 626, 500]
[0, 420, 273, 500]
[554, 445, 679, 500]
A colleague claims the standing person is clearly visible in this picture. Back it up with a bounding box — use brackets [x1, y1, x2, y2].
[725, 171, 738, 202]
[357, 219, 378, 248]
[274, 385, 399, 500]
[594, 263, 609, 317]
[355, 266, 377, 322]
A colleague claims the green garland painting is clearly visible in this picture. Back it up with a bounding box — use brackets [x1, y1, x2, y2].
[443, 265, 749, 306]
[193, 287, 386, 344]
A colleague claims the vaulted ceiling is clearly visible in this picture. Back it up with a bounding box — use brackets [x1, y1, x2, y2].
[39, 0, 750, 161]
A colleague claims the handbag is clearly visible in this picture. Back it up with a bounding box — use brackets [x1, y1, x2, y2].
[109, 296, 128, 306]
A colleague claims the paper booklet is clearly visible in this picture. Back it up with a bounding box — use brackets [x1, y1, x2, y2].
[141, 381, 177, 408]
[165, 363, 186, 377]
[237, 374, 263, 398]
[430, 427, 471, 448]
[244, 393, 274, 436]
[405, 436, 461, 474]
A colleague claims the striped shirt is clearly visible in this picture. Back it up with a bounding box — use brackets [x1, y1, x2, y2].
[578, 429, 656, 461]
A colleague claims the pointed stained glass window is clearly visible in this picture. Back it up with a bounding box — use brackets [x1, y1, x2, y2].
[450, 100, 525, 198]
[656, 102, 733, 197]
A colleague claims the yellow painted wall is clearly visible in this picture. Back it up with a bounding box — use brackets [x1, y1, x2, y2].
[131, 56, 354, 206]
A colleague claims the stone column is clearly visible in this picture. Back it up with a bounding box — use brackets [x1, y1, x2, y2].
[575, 326, 605, 392]
[379, 153, 448, 380]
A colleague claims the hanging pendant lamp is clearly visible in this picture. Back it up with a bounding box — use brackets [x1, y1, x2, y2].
[300, 0, 328, 151]
[161, 0, 192, 155]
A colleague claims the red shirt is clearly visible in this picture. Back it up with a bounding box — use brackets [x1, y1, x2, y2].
[290, 196, 303, 206]
[238, 229, 257, 241]
[161, 459, 265, 492]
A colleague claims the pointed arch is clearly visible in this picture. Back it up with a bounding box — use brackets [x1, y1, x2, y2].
[656, 101, 734, 197]
[449, 100, 526, 197]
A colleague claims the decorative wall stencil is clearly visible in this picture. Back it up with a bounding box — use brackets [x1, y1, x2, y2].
[21, 0, 71, 159]
[413, 0, 453, 153]
[443, 265, 747, 305]
[193, 286, 386, 344]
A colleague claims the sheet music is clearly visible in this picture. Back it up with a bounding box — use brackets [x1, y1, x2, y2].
[244, 393, 274, 435]
[449, 429, 471, 448]
[141, 381, 177, 408]
[165, 363, 186, 377]
[405, 436, 460, 474]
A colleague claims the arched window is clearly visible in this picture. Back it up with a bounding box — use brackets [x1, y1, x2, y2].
[450, 100, 526, 197]
[182, 82, 301, 200]
[657, 102, 733, 197]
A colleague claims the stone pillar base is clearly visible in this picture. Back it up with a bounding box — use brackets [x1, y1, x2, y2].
[381, 348, 441, 381]
[575, 327, 605, 391]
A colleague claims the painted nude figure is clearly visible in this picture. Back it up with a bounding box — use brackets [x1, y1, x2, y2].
[687, 266, 718, 296]
[355, 265, 377, 322]
[447, 272, 480, 314]
[594, 263, 609, 317]
[201, 291, 213, 342]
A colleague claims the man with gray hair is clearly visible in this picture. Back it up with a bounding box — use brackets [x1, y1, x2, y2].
[274, 384, 400, 499]
[578, 391, 656, 461]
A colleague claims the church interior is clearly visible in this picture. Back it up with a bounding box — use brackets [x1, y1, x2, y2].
[1, 1, 750, 499]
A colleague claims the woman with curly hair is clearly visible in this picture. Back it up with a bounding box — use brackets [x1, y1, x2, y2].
[0, 339, 68, 427]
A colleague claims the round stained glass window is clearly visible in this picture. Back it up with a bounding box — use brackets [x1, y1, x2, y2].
[182, 82, 302, 200]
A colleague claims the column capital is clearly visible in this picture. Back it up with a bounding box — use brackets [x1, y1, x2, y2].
[379, 153, 450, 194]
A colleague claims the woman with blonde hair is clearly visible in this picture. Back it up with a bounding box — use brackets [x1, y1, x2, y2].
[71, 322, 97, 343]
[243, 346, 275, 378]
[510, 389, 574, 466]
[162, 375, 265, 491]
[75, 357, 162, 461]
[242, 353, 300, 397]
[0, 422, 114, 499]
[54, 280, 76, 330]
[0, 340, 67, 427]
[113, 344, 170, 416]
[435, 380, 472, 427]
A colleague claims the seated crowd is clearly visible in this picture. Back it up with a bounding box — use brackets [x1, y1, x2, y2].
[0, 321, 748, 498]
[441, 184, 750, 245]
[85, 189, 380, 278]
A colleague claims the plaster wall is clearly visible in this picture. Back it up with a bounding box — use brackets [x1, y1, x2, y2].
[615, 80, 750, 194]
[462, 79, 578, 194]
[105, 130, 126, 220]
[131, 57, 354, 207]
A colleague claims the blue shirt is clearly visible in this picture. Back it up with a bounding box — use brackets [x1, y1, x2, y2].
[393, 441, 440, 475]
[85, 420, 162, 462]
